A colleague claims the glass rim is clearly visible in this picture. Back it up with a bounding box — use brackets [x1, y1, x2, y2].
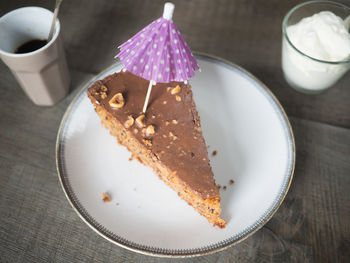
[282, 0, 350, 65]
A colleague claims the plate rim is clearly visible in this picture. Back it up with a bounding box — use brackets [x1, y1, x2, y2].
[56, 52, 296, 258]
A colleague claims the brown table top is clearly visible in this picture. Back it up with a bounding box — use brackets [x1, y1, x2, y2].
[1, 0, 349, 262]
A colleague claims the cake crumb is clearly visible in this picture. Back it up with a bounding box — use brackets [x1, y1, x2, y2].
[102, 192, 111, 202]
[212, 150, 217, 156]
[223, 186, 227, 190]
[217, 184, 221, 189]
[129, 156, 133, 161]
[229, 179, 234, 185]
[116, 202, 119, 206]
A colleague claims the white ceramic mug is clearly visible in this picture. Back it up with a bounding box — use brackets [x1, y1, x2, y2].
[0, 7, 70, 106]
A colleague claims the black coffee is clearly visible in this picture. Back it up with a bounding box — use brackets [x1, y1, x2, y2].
[15, 39, 48, 54]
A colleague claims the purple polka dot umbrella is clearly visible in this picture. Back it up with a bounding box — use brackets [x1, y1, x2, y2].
[115, 2, 200, 113]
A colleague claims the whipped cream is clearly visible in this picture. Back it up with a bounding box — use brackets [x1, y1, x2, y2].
[282, 11, 350, 92]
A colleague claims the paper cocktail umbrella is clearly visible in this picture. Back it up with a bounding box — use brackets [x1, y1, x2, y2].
[116, 2, 200, 113]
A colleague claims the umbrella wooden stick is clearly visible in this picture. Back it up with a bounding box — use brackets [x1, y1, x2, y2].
[142, 81, 153, 113]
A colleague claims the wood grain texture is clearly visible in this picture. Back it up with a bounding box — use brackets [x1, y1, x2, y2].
[1, 0, 350, 262]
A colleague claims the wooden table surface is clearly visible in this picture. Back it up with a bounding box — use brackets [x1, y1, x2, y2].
[1, 0, 349, 262]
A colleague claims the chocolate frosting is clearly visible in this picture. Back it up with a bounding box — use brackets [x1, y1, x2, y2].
[87, 71, 219, 199]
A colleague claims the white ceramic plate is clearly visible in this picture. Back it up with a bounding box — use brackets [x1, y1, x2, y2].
[56, 53, 295, 257]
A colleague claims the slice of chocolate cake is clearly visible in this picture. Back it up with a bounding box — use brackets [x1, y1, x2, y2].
[87, 71, 226, 228]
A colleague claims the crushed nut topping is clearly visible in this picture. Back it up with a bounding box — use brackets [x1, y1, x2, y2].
[165, 121, 170, 126]
[101, 92, 107, 99]
[109, 93, 124, 108]
[175, 95, 181, 102]
[169, 131, 178, 140]
[133, 128, 138, 134]
[145, 125, 155, 137]
[124, 115, 134, 128]
[163, 101, 167, 105]
[136, 114, 146, 128]
[142, 138, 152, 147]
[172, 119, 178, 124]
[171, 85, 181, 95]
[95, 85, 109, 100]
